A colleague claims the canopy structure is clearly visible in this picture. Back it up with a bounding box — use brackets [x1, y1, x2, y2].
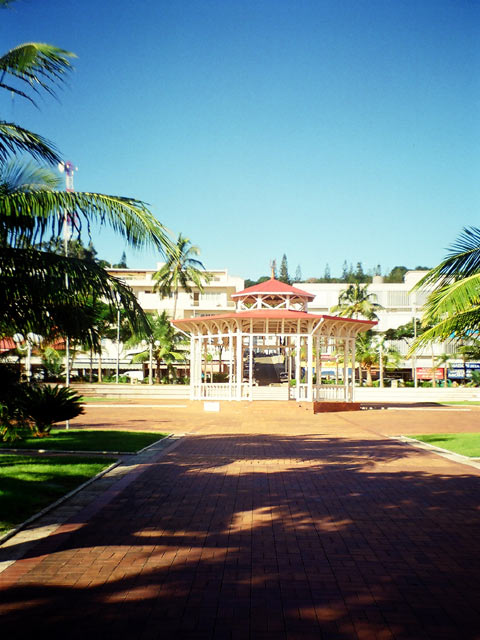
[172, 278, 375, 402]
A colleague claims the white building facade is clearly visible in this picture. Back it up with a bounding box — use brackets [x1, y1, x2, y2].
[107, 265, 244, 319]
[297, 270, 460, 379]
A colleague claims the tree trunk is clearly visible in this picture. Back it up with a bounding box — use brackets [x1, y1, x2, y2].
[172, 289, 178, 320]
[366, 366, 373, 387]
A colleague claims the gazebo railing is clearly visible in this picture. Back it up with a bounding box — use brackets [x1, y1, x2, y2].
[193, 382, 251, 400]
[314, 384, 348, 402]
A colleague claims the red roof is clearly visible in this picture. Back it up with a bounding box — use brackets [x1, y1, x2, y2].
[173, 309, 376, 326]
[0, 337, 16, 352]
[232, 278, 315, 300]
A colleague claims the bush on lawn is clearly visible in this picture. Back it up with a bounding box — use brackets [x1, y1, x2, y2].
[0, 365, 31, 442]
[18, 384, 85, 436]
[0, 373, 85, 440]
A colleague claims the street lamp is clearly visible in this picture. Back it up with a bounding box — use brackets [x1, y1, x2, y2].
[116, 305, 121, 384]
[372, 334, 385, 388]
[141, 338, 161, 384]
[13, 332, 43, 381]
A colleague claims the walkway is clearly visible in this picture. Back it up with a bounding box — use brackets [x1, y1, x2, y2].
[1, 402, 480, 639]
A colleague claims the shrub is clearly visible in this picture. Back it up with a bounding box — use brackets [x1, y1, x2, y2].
[19, 384, 84, 436]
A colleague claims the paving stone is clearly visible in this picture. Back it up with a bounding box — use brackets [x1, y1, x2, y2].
[0, 402, 479, 638]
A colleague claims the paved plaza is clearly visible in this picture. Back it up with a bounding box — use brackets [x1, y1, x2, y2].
[1, 402, 480, 639]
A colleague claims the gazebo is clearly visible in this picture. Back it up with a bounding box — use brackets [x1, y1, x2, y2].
[172, 278, 375, 402]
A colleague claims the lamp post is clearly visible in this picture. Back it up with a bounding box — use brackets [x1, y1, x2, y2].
[141, 338, 160, 384]
[116, 306, 121, 384]
[378, 337, 384, 388]
[58, 161, 77, 391]
[412, 306, 418, 388]
[13, 333, 43, 381]
[142, 338, 153, 385]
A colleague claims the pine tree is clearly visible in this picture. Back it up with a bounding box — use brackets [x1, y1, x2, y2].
[324, 264, 331, 282]
[354, 262, 365, 282]
[341, 261, 348, 281]
[113, 252, 128, 268]
[294, 265, 302, 282]
[279, 254, 290, 284]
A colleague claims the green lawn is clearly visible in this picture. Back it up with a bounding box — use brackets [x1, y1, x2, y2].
[0, 454, 115, 534]
[80, 397, 123, 403]
[412, 433, 480, 457]
[440, 401, 480, 406]
[0, 429, 167, 453]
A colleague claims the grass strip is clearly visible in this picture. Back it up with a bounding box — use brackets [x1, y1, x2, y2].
[0, 454, 116, 534]
[0, 429, 167, 453]
[440, 401, 480, 406]
[412, 433, 480, 457]
[80, 397, 122, 403]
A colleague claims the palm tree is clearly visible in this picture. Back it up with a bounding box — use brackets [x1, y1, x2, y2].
[330, 283, 382, 320]
[0, 161, 157, 340]
[411, 227, 480, 349]
[153, 233, 209, 319]
[129, 312, 186, 383]
[355, 332, 401, 386]
[0, 39, 174, 338]
[435, 352, 452, 386]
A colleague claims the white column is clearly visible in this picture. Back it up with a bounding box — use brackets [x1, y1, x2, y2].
[189, 336, 195, 400]
[196, 336, 203, 399]
[307, 333, 313, 402]
[343, 339, 348, 402]
[295, 334, 301, 402]
[236, 332, 243, 400]
[351, 338, 356, 402]
[248, 333, 254, 401]
[315, 336, 320, 402]
[228, 331, 233, 400]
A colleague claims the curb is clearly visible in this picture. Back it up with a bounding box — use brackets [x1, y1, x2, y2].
[391, 435, 480, 471]
[0, 433, 180, 558]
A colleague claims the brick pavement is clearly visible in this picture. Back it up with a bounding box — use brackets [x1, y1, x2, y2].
[1, 402, 480, 639]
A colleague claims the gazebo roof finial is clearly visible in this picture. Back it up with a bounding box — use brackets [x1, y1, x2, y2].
[270, 259, 276, 279]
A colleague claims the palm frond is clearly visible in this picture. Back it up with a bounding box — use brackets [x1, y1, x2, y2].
[421, 274, 480, 323]
[0, 121, 60, 164]
[0, 43, 75, 104]
[413, 227, 480, 290]
[1, 189, 174, 255]
[0, 159, 61, 194]
[408, 308, 480, 353]
[1, 248, 150, 341]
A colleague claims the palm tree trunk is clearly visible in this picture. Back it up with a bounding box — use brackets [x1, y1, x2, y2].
[98, 351, 103, 383]
[366, 366, 373, 387]
[172, 289, 178, 320]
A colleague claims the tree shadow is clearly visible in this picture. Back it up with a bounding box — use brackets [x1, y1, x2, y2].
[1, 432, 479, 639]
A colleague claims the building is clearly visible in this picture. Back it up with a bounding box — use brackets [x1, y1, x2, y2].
[297, 270, 458, 379]
[107, 265, 244, 318]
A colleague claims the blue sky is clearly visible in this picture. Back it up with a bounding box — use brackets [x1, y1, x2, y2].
[3, 0, 479, 279]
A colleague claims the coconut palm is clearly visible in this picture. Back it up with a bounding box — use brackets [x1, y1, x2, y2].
[355, 332, 401, 386]
[411, 227, 480, 349]
[153, 233, 209, 319]
[129, 312, 186, 383]
[330, 283, 382, 320]
[0, 161, 157, 339]
[0, 42, 73, 164]
[0, 38, 174, 338]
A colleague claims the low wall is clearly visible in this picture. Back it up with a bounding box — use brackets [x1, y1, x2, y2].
[355, 387, 480, 403]
[72, 383, 480, 403]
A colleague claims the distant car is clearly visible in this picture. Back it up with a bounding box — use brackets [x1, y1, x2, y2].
[279, 371, 289, 383]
